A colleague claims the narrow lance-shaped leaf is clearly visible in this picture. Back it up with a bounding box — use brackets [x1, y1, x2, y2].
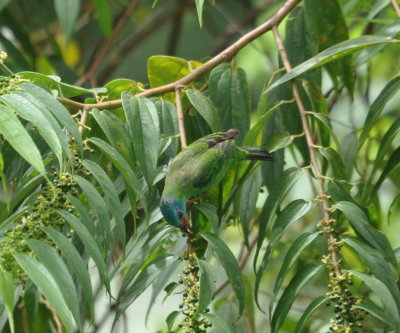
[54, 0, 80, 38]
[270, 232, 319, 316]
[335, 201, 396, 265]
[197, 259, 216, 314]
[0, 93, 63, 168]
[0, 104, 45, 175]
[294, 296, 327, 333]
[358, 76, 400, 150]
[271, 264, 322, 333]
[194, 0, 205, 27]
[203, 313, 231, 333]
[14, 254, 75, 333]
[347, 270, 400, 330]
[26, 240, 82, 330]
[43, 227, 94, 319]
[264, 36, 398, 93]
[82, 160, 126, 248]
[0, 270, 16, 333]
[201, 232, 245, 316]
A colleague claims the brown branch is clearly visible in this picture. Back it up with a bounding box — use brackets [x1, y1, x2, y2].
[39, 298, 63, 333]
[271, 26, 342, 278]
[175, 85, 187, 148]
[391, 0, 400, 16]
[75, 0, 141, 87]
[59, 0, 301, 111]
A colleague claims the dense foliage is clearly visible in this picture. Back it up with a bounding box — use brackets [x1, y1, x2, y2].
[0, 0, 400, 332]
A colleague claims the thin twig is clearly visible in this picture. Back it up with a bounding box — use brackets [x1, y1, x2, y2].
[59, 0, 301, 111]
[78, 106, 90, 134]
[391, 0, 400, 16]
[39, 298, 63, 333]
[175, 85, 187, 149]
[272, 25, 342, 278]
[75, 0, 141, 86]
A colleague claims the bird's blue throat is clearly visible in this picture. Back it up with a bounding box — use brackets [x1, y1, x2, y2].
[160, 194, 187, 229]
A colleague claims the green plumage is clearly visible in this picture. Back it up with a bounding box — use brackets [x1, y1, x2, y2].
[160, 129, 273, 232]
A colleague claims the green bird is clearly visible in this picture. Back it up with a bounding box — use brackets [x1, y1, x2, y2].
[160, 129, 274, 233]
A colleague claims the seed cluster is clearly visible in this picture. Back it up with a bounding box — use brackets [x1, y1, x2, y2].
[318, 212, 366, 332]
[0, 75, 23, 95]
[177, 251, 211, 333]
[0, 170, 79, 282]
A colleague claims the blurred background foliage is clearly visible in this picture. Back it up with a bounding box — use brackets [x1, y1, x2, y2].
[0, 0, 400, 333]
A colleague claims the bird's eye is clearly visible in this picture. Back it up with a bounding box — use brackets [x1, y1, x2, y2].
[177, 211, 184, 218]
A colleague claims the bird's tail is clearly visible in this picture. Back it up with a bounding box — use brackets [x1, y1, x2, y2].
[241, 147, 274, 162]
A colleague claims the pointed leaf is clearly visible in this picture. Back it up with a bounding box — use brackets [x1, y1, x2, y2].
[348, 270, 400, 330]
[294, 296, 327, 333]
[0, 270, 16, 333]
[194, 0, 205, 27]
[26, 240, 82, 330]
[57, 210, 110, 293]
[43, 227, 94, 319]
[197, 259, 216, 314]
[265, 36, 398, 93]
[335, 201, 396, 265]
[353, 302, 397, 330]
[93, 0, 112, 36]
[358, 76, 400, 149]
[186, 89, 222, 132]
[82, 160, 126, 248]
[0, 104, 45, 175]
[271, 264, 322, 333]
[14, 254, 74, 333]
[201, 232, 245, 316]
[271, 232, 319, 316]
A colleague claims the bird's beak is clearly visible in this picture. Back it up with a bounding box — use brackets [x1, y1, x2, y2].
[181, 214, 191, 234]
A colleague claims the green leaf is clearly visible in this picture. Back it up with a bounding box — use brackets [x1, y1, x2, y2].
[82, 160, 126, 248]
[57, 210, 110, 293]
[0, 270, 16, 333]
[208, 64, 250, 144]
[0, 104, 45, 175]
[26, 240, 82, 330]
[43, 227, 94, 319]
[93, 0, 112, 36]
[255, 200, 312, 310]
[147, 56, 202, 97]
[89, 137, 142, 210]
[255, 168, 303, 269]
[271, 264, 322, 333]
[358, 76, 400, 150]
[344, 237, 400, 310]
[166, 311, 180, 330]
[335, 201, 396, 265]
[348, 270, 400, 330]
[18, 72, 96, 98]
[75, 175, 111, 246]
[353, 302, 397, 330]
[197, 259, 216, 314]
[264, 36, 398, 93]
[371, 146, 400, 200]
[270, 232, 319, 316]
[122, 93, 159, 186]
[0, 93, 64, 164]
[194, 0, 205, 27]
[304, 0, 354, 94]
[19, 83, 83, 149]
[294, 296, 326, 333]
[186, 89, 222, 132]
[319, 147, 348, 180]
[264, 132, 295, 153]
[54, 0, 80, 38]
[363, 118, 400, 203]
[115, 255, 176, 323]
[14, 254, 74, 333]
[201, 232, 245, 316]
[203, 313, 232, 333]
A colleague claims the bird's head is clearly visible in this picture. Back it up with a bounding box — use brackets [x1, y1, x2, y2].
[160, 195, 190, 233]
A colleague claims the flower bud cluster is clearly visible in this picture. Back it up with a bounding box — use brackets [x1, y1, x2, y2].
[0, 169, 79, 282]
[177, 251, 211, 333]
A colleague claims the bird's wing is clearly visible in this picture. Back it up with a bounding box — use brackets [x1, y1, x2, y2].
[164, 131, 238, 198]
